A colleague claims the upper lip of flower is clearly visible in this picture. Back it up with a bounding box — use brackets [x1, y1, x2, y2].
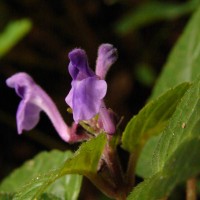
[68, 48, 95, 80]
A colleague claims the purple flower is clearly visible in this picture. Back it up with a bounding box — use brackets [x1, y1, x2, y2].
[66, 44, 117, 134]
[6, 72, 88, 143]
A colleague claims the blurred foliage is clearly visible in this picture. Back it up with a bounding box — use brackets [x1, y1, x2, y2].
[134, 64, 156, 87]
[0, 19, 32, 58]
[115, 0, 200, 35]
[151, 0, 200, 99]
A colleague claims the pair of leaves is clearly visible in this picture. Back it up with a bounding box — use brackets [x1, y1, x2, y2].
[128, 74, 200, 200]
[0, 134, 106, 200]
[122, 1, 200, 157]
[121, 5, 200, 200]
[136, 1, 200, 179]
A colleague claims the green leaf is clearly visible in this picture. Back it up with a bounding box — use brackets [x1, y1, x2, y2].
[151, 79, 200, 175]
[121, 82, 190, 153]
[0, 150, 82, 200]
[135, 135, 160, 178]
[129, 138, 200, 200]
[60, 134, 106, 175]
[128, 75, 200, 199]
[151, 5, 200, 99]
[13, 134, 106, 200]
[115, 1, 199, 35]
[0, 19, 32, 58]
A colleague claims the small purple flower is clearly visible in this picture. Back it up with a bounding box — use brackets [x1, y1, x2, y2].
[66, 43, 117, 134]
[66, 49, 107, 122]
[6, 72, 88, 143]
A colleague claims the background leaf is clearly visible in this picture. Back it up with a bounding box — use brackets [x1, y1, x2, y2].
[13, 134, 106, 200]
[128, 75, 200, 199]
[121, 82, 189, 153]
[0, 19, 32, 58]
[115, 1, 199, 35]
[0, 193, 14, 200]
[151, 5, 200, 99]
[134, 64, 157, 87]
[39, 193, 61, 200]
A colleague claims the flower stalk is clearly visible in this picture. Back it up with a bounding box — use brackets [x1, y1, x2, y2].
[186, 177, 197, 200]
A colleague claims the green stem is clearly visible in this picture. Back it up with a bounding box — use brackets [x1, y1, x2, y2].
[88, 174, 119, 199]
[102, 138, 127, 199]
[125, 151, 138, 194]
[104, 144, 124, 185]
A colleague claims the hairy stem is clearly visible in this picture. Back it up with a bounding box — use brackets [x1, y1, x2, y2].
[125, 151, 138, 194]
[102, 137, 127, 199]
[88, 174, 118, 199]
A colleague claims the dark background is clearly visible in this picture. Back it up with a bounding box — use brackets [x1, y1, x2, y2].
[0, 0, 190, 199]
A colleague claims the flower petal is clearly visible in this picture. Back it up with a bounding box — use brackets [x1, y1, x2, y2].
[66, 77, 107, 122]
[95, 43, 118, 79]
[6, 72, 89, 142]
[99, 102, 116, 134]
[65, 87, 74, 108]
[68, 48, 94, 80]
[17, 100, 40, 134]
